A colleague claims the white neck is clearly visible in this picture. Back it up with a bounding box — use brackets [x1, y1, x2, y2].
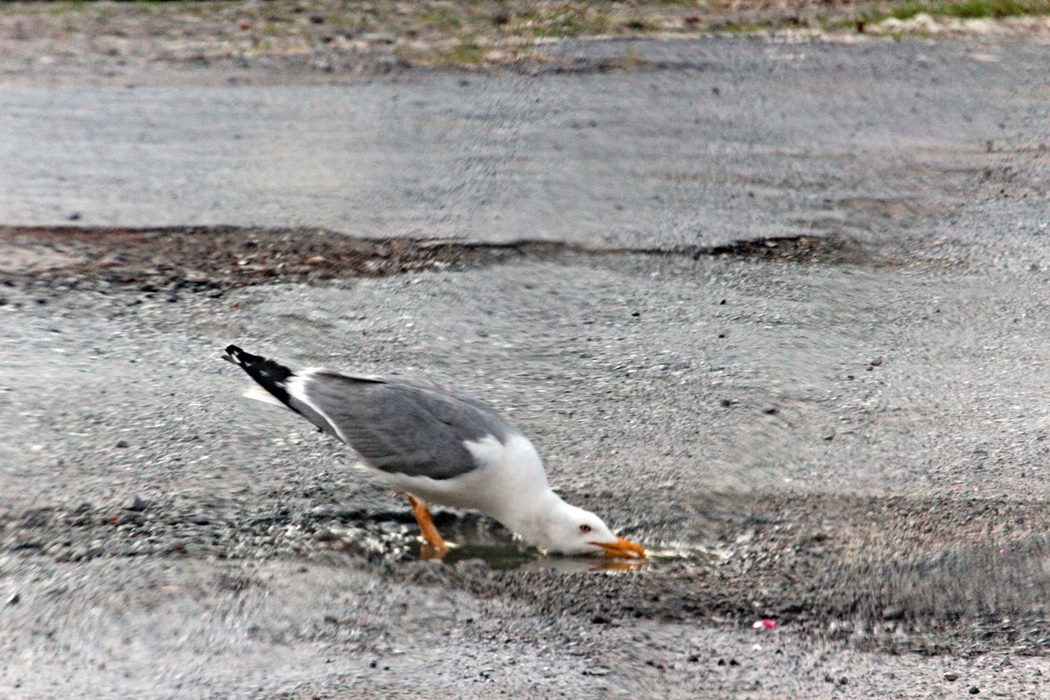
[496, 488, 576, 551]
[460, 433, 583, 551]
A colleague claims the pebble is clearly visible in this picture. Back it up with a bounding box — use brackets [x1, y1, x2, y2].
[944, 672, 959, 681]
[453, 558, 489, 574]
[968, 687, 980, 695]
[123, 495, 148, 512]
[881, 606, 905, 621]
[6, 592, 19, 605]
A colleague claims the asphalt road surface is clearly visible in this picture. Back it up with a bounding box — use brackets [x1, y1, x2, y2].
[2, 35, 1050, 698]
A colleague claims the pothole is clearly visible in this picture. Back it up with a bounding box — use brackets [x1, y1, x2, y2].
[8, 494, 1050, 653]
[0, 500, 714, 574]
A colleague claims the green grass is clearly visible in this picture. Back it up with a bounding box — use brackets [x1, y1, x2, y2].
[517, 6, 613, 38]
[888, 0, 1049, 20]
[887, 1, 929, 19]
[420, 6, 464, 33]
[438, 39, 485, 66]
[943, 0, 1037, 18]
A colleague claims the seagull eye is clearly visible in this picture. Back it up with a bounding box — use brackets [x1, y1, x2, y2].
[579, 524, 592, 534]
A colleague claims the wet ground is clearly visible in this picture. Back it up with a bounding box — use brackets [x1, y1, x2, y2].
[2, 27, 1050, 700]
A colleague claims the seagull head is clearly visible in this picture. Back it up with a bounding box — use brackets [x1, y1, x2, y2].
[523, 497, 646, 558]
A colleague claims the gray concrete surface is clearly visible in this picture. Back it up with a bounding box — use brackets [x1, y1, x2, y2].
[3, 39, 1045, 248]
[2, 36, 1050, 698]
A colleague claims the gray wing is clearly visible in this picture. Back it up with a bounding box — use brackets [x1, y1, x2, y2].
[290, 371, 516, 480]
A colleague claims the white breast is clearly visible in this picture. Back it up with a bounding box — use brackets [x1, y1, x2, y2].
[372, 433, 550, 521]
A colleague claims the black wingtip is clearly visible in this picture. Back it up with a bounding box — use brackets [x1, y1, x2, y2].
[222, 346, 244, 367]
[222, 344, 242, 364]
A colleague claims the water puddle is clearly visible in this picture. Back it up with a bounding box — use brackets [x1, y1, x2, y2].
[428, 540, 722, 573]
[315, 517, 718, 573]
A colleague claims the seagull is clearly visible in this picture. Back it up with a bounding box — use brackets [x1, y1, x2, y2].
[223, 345, 646, 559]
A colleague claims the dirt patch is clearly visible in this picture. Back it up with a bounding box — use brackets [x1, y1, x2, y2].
[4, 488, 1049, 657]
[701, 234, 877, 265]
[0, 226, 889, 297]
[0, 226, 496, 291]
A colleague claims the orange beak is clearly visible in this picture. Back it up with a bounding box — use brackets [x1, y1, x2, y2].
[593, 537, 647, 559]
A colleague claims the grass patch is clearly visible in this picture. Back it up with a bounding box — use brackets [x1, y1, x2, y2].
[941, 0, 1042, 18]
[420, 6, 464, 33]
[438, 39, 485, 67]
[887, 0, 1049, 20]
[516, 6, 613, 38]
[888, 1, 929, 19]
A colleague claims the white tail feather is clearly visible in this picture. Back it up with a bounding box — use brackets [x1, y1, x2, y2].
[242, 385, 287, 408]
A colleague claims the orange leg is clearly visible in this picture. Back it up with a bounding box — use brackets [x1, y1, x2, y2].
[405, 493, 447, 557]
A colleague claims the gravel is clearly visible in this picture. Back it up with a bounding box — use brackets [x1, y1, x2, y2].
[2, 26, 1050, 700]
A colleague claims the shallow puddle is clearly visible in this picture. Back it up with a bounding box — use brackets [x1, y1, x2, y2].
[406, 539, 646, 572]
[315, 514, 718, 572]
[404, 536, 719, 573]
